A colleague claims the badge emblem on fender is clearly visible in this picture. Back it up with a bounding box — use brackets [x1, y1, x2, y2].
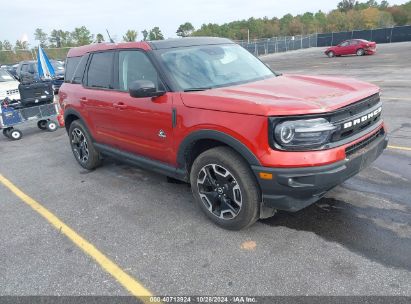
[158, 130, 166, 138]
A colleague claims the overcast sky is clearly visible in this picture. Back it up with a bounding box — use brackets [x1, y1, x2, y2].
[4, 0, 407, 45]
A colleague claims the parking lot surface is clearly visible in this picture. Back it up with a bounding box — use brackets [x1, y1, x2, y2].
[0, 42, 410, 297]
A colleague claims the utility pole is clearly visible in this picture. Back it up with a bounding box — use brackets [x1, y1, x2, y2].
[247, 29, 250, 44]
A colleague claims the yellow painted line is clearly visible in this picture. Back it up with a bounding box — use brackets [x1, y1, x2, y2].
[0, 174, 153, 302]
[383, 97, 410, 101]
[388, 145, 411, 151]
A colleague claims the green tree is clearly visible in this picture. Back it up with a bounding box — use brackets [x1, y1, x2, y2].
[301, 12, 315, 33]
[176, 22, 195, 37]
[377, 10, 394, 27]
[71, 26, 93, 46]
[148, 27, 164, 40]
[314, 10, 328, 32]
[362, 7, 381, 28]
[15, 40, 28, 50]
[280, 14, 294, 34]
[338, 0, 357, 12]
[387, 6, 409, 25]
[379, 0, 390, 9]
[346, 9, 365, 29]
[3, 40, 12, 50]
[49, 29, 72, 47]
[0, 41, 3, 51]
[141, 29, 149, 41]
[34, 28, 48, 48]
[123, 30, 138, 42]
[96, 33, 105, 43]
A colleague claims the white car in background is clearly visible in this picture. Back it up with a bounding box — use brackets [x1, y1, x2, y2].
[0, 68, 20, 101]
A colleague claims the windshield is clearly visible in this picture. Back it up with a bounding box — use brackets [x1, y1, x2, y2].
[0, 69, 15, 82]
[156, 44, 274, 91]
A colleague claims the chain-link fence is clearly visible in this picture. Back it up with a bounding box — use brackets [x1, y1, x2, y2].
[317, 25, 411, 47]
[236, 34, 318, 56]
[236, 25, 411, 56]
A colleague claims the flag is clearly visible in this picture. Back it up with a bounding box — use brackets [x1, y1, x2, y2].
[37, 46, 55, 79]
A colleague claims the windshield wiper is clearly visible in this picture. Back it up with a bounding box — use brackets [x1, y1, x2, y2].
[183, 87, 212, 92]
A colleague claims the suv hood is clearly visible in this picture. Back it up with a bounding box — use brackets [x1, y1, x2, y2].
[0, 80, 19, 97]
[180, 74, 379, 116]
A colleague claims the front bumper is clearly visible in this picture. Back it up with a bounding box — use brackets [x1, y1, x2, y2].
[252, 129, 388, 212]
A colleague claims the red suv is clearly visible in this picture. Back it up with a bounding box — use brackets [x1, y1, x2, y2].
[60, 37, 387, 230]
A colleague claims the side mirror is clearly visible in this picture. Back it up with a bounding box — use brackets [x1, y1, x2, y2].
[129, 80, 165, 98]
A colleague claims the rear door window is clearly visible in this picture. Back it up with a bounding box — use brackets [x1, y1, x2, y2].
[87, 52, 114, 89]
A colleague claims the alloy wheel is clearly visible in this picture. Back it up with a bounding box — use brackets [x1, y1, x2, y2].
[71, 128, 89, 163]
[197, 164, 242, 220]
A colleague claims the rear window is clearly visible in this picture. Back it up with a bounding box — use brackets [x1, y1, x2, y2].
[65, 56, 81, 83]
[87, 52, 114, 89]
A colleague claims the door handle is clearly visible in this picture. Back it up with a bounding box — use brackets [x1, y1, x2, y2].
[80, 97, 87, 102]
[113, 102, 127, 110]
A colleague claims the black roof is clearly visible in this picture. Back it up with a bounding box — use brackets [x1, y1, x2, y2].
[148, 37, 234, 50]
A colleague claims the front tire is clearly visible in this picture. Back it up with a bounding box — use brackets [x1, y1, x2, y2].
[69, 120, 101, 170]
[327, 51, 335, 58]
[190, 146, 260, 230]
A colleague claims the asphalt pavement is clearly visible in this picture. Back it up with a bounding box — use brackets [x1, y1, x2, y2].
[0, 42, 410, 298]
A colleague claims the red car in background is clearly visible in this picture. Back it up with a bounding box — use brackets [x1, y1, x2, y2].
[325, 39, 377, 57]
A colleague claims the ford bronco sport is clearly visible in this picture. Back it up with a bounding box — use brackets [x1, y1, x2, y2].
[60, 37, 387, 230]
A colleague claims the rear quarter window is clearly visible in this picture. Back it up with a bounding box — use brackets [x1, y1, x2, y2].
[65, 56, 81, 83]
[72, 54, 89, 84]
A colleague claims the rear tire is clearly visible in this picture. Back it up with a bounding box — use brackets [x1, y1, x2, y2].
[327, 51, 335, 58]
[190, 146, 260, 230]
[69, 120, 101, 170]
[356, 48, 365, 56]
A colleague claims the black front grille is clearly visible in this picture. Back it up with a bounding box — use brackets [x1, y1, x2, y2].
[345, 128, 384, 157]
[329, 93, 382, 142]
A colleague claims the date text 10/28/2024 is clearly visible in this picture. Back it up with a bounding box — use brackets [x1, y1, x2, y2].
[149, 296, 257, 303]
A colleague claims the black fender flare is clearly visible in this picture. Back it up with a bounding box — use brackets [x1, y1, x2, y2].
[176, 129, 261, 168]
[63, 108, 86, 123]
[63, 108, 94, 139]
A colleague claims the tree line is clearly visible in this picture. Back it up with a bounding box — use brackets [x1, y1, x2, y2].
[189, 0, 411, 40]
[0, 26, 165, 52]
[0, 0, 410, 53]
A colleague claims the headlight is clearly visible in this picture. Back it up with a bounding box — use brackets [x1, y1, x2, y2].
[274, 118, 337, 150]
